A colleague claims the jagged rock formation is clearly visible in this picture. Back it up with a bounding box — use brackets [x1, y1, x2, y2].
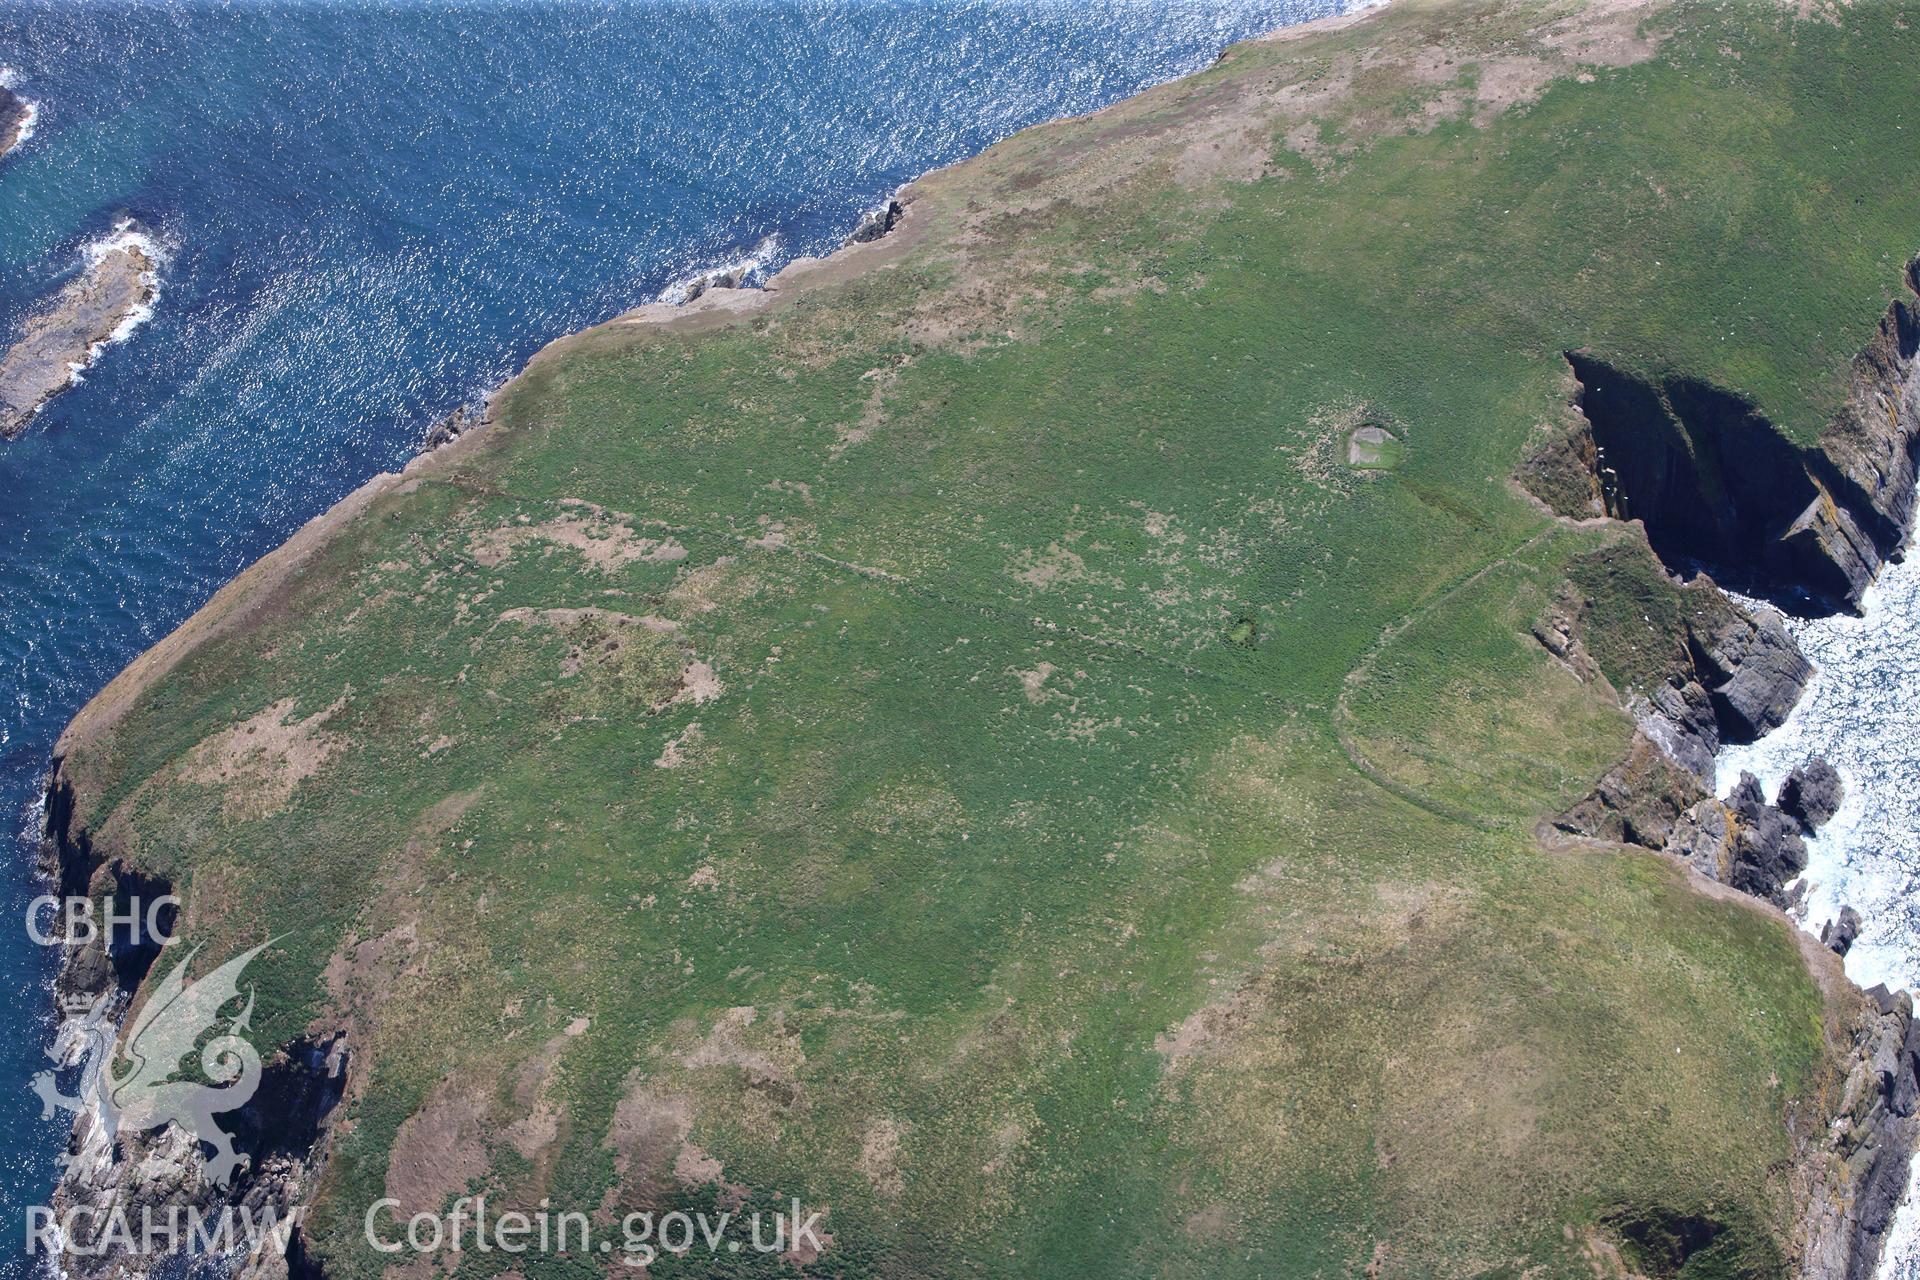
[1, 231, 157, 439]
[1796, 984, 1920, 1280]
[38, 765, 347, 1280]
[1825, 908, 1864, 958]
[421, 401, 484, 452]
[1726, 771, 1811, 903]
[1658, 770, 1810, 905]
[845, 197, 904, 246]
[1640, 601, 1811, 777]
[677, 262, 748, 305]
[1530, 266, 1920, 615]
[1555, 731, 1706, 849]
[1781, 756, 1846, 833]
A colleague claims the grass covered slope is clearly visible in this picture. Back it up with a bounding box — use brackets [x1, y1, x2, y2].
[49, 1, 1920, 1275]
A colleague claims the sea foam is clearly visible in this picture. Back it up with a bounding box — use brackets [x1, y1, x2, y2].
[656, 234, 785, 306]
[81, 219, 167, 350]
[1716, 553, 1920, 1277]
[2, 67, 39, 153]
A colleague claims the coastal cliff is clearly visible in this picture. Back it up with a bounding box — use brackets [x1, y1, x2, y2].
[1540, 259, 1920, 1277]
[37, 768, 346, 1280]
[33, 3, 1920, 1278]
[1526, 273, 1920, 617]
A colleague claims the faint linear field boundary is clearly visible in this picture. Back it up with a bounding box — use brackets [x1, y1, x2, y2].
[445, 477, 1300, 708]
[1331, 523, 1561, 832]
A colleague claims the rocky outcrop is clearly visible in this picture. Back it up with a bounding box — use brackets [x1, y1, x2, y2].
[1796, 985, 1920, 1280]
[1627, 598, 1811, 779]
[1687, 605, 1814, 745]
[37, 761, 348, 1280]
[1, 228, 158, 440]
[845, 197, 904, 246]
[1657, 770, 1811, 906]
[1825, 908, 1864, 958]
[1555, 731, 1706, 849]
[675, 262, 749, 305]
[1781, 757, 1845, 833]
[421, 401, 484, 452]
[1723, 772, 1811, 905]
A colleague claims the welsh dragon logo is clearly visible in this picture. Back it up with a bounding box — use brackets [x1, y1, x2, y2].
[31, 942, 269, 1189]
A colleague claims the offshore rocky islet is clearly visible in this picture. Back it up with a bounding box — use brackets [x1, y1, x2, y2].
[0, 227, 161, 442]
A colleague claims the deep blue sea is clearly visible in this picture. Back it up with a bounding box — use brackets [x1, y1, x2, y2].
[0, 0, 1346, 1268]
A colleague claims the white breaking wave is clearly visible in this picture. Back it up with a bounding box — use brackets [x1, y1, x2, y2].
[82, 219, 167, 349]
[1716, 551, 1920, 1277]
[655, 233, 784, 305]
[3, 66, 39, 154]
[11, 99, 39, 151]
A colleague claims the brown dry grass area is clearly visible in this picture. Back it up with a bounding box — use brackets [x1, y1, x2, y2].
[179, 694, 346, 818]
[384, 1081, 490, 1216]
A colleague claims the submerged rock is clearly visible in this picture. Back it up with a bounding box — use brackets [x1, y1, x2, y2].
[1780, 756, 1845, 832]
[1, 229, 159, 440]
[1, 86, 29, 160]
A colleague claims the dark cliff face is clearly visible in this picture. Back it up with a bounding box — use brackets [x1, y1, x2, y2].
[1533, 265, 1920, 616]
[1569, 348, 1910, 616]
[37, 760, 349, 1280]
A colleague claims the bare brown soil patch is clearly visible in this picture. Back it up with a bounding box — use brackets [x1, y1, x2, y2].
[469, 506, 685, 573]
[386, 1082, 491, 1216]
[604, 1079, 748, 1210]
[179, 694, 345, 818]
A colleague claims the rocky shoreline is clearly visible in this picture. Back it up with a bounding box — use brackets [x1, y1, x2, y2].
[1, 227, 160, 441]
[37, 768, 346, 1280]
[31, 162, 928, 1280]
[1538, 260, 1920, 1279]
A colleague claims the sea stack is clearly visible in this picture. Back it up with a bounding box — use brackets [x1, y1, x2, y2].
[0, 228, 159, 440]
